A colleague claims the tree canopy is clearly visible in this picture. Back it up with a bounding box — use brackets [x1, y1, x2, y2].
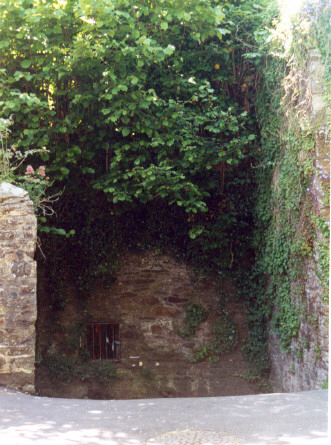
[0, 0, 272, 272]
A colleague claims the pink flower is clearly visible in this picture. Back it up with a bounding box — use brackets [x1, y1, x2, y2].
[25, 165, 35, 175]
[38, 166, 46, 177]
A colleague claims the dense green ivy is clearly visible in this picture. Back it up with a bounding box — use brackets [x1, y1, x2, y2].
[244, 1, 330, 366]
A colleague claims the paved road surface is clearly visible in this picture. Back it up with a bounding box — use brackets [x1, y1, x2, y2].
[0, 387, 328, 444]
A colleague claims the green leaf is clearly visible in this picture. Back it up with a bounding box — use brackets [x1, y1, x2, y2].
[122, 128, 130, 137]
[21, 60, 32, 68]
[161, 22, 168, 31]
[55, 228, 67, 236]
[217, 27, 230, 35]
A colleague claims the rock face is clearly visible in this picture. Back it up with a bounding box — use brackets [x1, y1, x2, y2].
[0, 182, 37, 393]
[268, 50, 329, 392]
[268, 255, 329, 391]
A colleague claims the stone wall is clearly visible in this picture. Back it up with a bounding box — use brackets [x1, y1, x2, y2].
[268, 50, 329, 392]
[87, 252, 220, 363]
[36, 251, 259, 399]
[0, 182, 37, 393]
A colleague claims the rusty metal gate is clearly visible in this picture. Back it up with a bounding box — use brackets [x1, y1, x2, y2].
[86, 323, 120, 360]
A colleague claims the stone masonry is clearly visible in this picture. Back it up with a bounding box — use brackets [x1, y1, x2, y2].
[36, 251, 258, 399]
[268, 49, 330, 392]
[0, 182, 37, 393]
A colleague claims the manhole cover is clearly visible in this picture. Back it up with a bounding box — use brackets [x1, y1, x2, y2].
[146, 430, 242, 445]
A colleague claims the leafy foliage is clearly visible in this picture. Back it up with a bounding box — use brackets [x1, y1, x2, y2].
[4, 0, 326, 384]
[0, 115, 56, 215]
[245, 0, 330, 364]
[0, 0, 263, 259]
[0, 0, 272, 319]
[41, 350, 117, 384]
[176, 301, 206, 338]
[193, 310, 238, 362]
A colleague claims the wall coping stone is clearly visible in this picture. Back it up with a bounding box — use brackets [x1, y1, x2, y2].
[0, 182, 29, 200]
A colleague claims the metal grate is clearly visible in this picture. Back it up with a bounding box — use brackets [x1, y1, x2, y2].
[146, 430, 242, 444]
[86, 323, 120, 360]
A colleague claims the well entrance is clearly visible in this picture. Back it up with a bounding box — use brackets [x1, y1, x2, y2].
[85, 323, 120, 360]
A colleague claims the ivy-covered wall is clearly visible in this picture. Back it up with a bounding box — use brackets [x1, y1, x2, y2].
[252, 2, 329, 391]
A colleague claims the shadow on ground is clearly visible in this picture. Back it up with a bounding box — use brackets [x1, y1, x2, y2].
[0, 387, 328, 444]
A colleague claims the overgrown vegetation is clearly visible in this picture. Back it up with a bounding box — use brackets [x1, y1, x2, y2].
[176, 300, 207, 338]
[243, 0, 330, 372]
[41, 351, 117, 384]
[0, 115, 57, 214]
[0, 0, 329, 387]
[0, 0, 266, 277]
[234, 368, 270, 392]
[193, 310, 238, 362]
[0, 0, 269, 337]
